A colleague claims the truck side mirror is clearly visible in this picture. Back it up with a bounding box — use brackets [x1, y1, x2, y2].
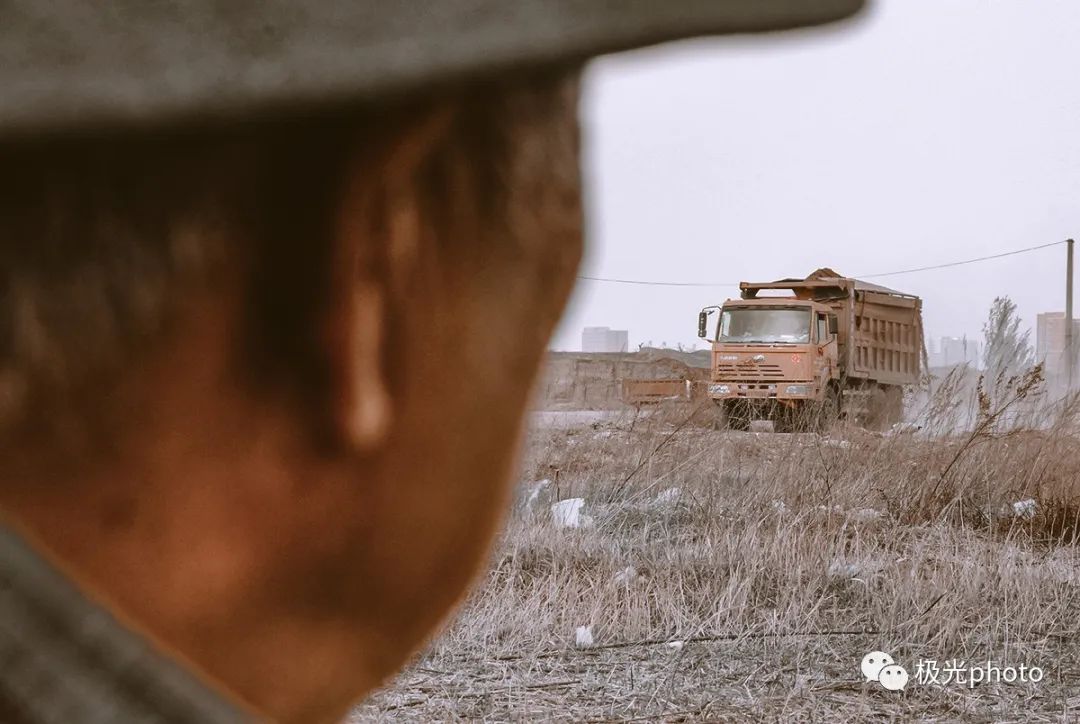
[697, 311, 708, 339]
[828, 316, 839, 336]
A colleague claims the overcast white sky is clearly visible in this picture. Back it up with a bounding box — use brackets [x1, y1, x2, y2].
[551, 0, 1080, 352]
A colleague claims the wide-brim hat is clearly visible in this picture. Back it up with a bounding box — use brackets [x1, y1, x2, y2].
[3, 1, 864, 140]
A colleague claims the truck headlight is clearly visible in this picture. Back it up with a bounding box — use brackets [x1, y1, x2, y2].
[784, 385, 810, 396]
[709, 384, 731, 395]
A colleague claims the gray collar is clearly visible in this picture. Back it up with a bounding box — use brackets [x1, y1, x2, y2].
[0, 522, 250, 723]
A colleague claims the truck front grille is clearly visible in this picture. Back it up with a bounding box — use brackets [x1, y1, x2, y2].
[715, 363, 785, 379]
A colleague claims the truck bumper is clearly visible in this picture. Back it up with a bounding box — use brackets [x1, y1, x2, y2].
[707, 382, 817, 401]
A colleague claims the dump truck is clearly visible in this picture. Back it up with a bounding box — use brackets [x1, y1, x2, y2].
[698, 268, 924, 431]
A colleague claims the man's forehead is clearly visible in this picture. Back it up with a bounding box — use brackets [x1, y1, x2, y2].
[1, 0, 864, 141]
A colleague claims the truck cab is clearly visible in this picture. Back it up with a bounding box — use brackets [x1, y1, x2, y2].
[701, 299, 839, 407]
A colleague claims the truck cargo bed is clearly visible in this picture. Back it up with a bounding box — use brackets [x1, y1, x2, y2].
[739, 270, 923, 387]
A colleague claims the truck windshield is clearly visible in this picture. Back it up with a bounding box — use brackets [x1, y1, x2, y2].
[718, 307, 811, 344]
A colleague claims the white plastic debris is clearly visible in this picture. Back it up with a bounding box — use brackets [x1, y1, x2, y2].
[524, 479, 550, 508]
[827, 560, 861, 581]
[575, 625, 594, 648]
[666, 641, 685, 651]
[655, 487, 681, 505]
[551, 498, 586, 529]
[1012, 498, 1037, 519]
[613, 566, 638, 586]
[850, 508, 884, 524]
[770, 500, 788, 514]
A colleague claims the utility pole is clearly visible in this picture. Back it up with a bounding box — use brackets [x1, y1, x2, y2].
[1068, 238, 1075, 389]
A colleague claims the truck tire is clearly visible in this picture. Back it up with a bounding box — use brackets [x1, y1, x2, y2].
[817, 388, 840, 433]
[774, 405, 799, 433]
[723, 399, 751, 432]
[881, 385, 904, 427]
[866, 384, 904, 431]
[710, 400, 727, 430]
[779, 393, 837, 434]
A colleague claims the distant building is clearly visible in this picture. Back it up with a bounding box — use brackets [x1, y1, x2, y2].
[1036, 312, 1080, 382]
[581, 326, 629, 353]
[928, 336, 980, 369]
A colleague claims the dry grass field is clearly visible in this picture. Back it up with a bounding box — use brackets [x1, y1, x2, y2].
[354, 373, 1080, 722]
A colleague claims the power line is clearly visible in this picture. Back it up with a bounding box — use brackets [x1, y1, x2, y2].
[575, 240, 1067, 287]
[856, 240, 1067, 279]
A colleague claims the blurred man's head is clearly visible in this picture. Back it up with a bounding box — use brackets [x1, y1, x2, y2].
[0, 74, 582, 721]
[0, 2, 864, 722]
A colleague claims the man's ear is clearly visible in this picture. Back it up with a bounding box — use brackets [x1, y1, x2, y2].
[323, 109, 455, 453]
[324, 191, 411, 454]
[333, 279, 393, 452]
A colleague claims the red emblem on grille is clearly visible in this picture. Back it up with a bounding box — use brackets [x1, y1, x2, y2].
[792, 354, 802, 364]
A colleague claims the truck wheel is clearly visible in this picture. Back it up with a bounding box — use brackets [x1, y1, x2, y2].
[774, 406, 798, 433]
[882, 385, 904, 427]
[724, 400, 751, 432]
[710, 400, 727, 430]
[865, 384, 904, 431]
[816, 389, 840, 433]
